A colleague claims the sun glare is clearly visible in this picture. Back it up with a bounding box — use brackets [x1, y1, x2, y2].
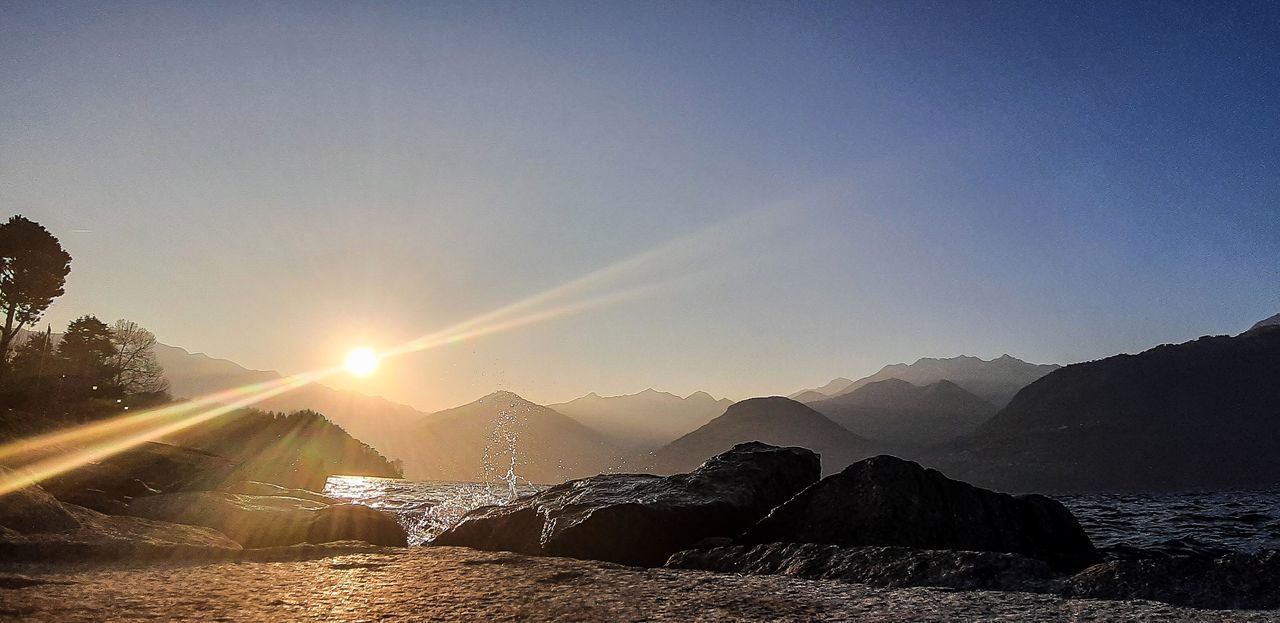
[344, 347, 380, 377]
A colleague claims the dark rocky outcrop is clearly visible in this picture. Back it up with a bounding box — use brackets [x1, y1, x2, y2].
[307, 504, 407, 547]
[666, 543, 1057, 593]
[1063, 550, 1280, 610]
[432, 442, 820, 566]
[127, 491, 407, 548]
[742, 455, 1099, 572]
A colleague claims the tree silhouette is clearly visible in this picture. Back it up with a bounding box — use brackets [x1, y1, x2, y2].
[0, 216, 72, 380]
[57, 315, 116, 398]
[107, 319, 169, 396]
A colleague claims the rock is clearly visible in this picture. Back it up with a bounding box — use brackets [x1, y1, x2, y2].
[741, 455, 1099, 572]
[433, 442, 820, 566]
[1063, 550, 1280, 610]
[666, 543, 1058, 593]
[128, 491, 328, 548]
[307, 504, 407, 547]
[40, 462, 164, 515]
[128, 491, 406, 549]
[0, 501, 241, 562]
[100, 442, 236, 492]
[51, 487, 132, 515]
[221, 480, 339, 505]
[0, 467, 81, 533]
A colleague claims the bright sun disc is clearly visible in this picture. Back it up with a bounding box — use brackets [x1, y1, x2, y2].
[344, 348, 379, 377]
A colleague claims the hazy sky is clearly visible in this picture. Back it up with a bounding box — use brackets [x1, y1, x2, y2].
[2, 2, 1277, 411]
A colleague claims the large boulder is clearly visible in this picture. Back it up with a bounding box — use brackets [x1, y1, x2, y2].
[41, 462, 159, 514]
[741, 455, 1099, 572]
[0, 467, 82, 533]
[100, 442, 236, 492]
[0, 471, 241, 562]
[433, 442, 820, 566]
[308, 504, 407, 547]
[1062, 550, 1280, 610]
[0, 503, 242, 562]
[666, 542, 1057, 593]
[128, 491, 407, 548]
[128, 491, 327, 548]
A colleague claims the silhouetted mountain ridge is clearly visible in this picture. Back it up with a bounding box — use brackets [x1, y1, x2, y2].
[809, 379, 996, 446]
[940, 328, 1280, 492]
[647, 397, 880, 475]
[549, 389, 732, 450]
[795, 355, 1059, 408]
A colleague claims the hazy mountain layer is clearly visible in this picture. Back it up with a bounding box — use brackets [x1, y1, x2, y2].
[808, 379, 997, 446]
[400, 391, 620, 484]
[797, 355, 1059, 408]
[786, 377, 854, 400]
[549, 389, 732, 450]
[647, 397, 880, 475]
[164, 408, 402, 490]
[940, 326, 1280, 492]
[153, 342, 429, 465]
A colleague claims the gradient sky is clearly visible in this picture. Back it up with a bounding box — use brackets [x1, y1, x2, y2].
[2, 1, 1277, 411]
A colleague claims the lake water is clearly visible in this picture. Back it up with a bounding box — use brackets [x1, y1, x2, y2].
[324, 475, 1280, 555]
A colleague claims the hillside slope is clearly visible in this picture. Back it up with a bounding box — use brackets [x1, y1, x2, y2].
[809, 379, 997, 446]
[941, 327, 1280, 492]
[647, 397, 880, 475]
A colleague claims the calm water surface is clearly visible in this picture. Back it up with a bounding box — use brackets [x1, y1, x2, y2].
[325, 475, 1280, 554]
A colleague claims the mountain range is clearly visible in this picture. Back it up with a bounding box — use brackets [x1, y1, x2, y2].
[646, 397, 880, 475]
[548, 389, 732, 450]
[793, 355, 1060, 407]
[402, 391, 619, 483]
[807, 378, 997, 447]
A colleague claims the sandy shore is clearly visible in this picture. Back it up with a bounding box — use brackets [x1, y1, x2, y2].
[2, 546, 1276, 622]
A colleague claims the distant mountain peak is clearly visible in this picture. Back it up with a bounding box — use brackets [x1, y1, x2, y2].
[686, 390, 715, 401]
[1248, 313, 1280, 333]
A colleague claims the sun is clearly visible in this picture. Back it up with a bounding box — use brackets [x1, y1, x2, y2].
[343, 347, 380, 377]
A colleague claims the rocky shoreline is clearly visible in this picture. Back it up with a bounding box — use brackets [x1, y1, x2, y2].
[4, 546, 1278, 622]
[3, 441, 1278, 619]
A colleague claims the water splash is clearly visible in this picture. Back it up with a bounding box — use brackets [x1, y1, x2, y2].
[479, 401, 534, 502]
[324, 475, 540, 545]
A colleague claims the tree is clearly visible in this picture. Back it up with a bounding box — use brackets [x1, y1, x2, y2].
[0, 216, 72, 379]
[56, 315, 115, 396]
[107, 319, 169, 396]
[9, 326, 55, 381]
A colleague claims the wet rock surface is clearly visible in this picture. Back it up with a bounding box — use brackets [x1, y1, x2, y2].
[1063, 549, 1280, 610]
[220, 480, 339, 505]
[743, 455, 1099, 571]
[666, 543, 1058, 593]
[433, 442, 820, 566]
[1, 546, 1274, 622]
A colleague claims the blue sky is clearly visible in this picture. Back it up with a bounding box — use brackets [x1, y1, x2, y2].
[2, 1, 1277, 410]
